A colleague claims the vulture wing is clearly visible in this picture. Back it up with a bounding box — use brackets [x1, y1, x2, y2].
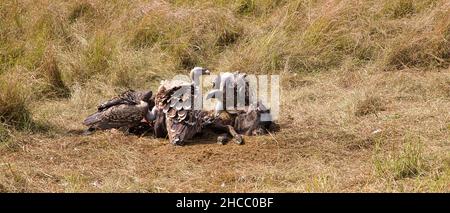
[155, 80, 207, 145]
[97, 90, 142, 112]
[84, 89, 152, 130]
[83, 102, 149, 130]
[234, 101, 273, 136]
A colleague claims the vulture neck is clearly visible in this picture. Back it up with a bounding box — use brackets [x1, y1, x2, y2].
[145, 106, 158, 122]
[190, 70, 203, 87]
[214, 101, 224, 115]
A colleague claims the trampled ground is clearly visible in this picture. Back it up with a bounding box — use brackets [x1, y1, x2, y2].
[1, 0, 449, 192]
[1, 69, 449, 192]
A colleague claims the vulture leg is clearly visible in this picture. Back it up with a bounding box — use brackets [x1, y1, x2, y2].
[216, 133, 230, 145]
[213, 123, 243, 145]
[226, 125, 244, 145]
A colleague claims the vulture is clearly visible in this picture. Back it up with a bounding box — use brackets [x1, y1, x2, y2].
[150, 67, 211, 145]
[145, 103, 167, 138]
[233, 101, 276, 136]
[205, 72, 276, 144]
[206, 71, 251, 115]
[82, 90, 154, 134]
[206, 101, 276, 145]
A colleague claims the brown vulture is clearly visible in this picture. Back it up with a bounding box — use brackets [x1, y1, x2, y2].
[82, 90, 154, 134]
[152, 67, 211, 145]
[205, 101, 276, 145]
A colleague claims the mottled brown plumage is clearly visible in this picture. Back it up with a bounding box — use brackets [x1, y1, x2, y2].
[154, 80, 207, 145]
[83, 90, 153, 133]
[203, 102, 275, 144]
[154, 67, 210, 145]
[233, 103, 275, 136]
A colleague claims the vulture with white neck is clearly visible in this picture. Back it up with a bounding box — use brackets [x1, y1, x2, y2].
[206, 71, 251, 115]
[204, 71, 277, 144]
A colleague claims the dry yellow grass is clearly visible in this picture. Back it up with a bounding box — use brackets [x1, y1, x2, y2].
[0, 0, 449, 192]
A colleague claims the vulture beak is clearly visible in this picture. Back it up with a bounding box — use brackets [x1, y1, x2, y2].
[190, 67, 209, 82]
[206, 89, 222, 100]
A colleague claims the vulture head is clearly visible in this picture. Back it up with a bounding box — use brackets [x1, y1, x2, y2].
[141, 90, 153, 104]
[189, 67, 210, 83]
[141, 90, 156, 123]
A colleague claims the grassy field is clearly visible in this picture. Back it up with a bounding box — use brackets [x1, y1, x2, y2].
[0, 0, 449, 192]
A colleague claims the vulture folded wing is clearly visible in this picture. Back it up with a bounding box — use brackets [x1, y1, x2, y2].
[85, 102, 148, 130]
[97, 97, 127, 112]
[83, 112, 103, 126]
[155, 80, 206, 145]
[166, 110, 205, 144]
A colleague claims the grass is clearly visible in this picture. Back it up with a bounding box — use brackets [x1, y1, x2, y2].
[355, 95, 386, 117]
[374, 137, 425, 180]
[0, 73, 31, 129]
[0, 123, 10, 143]
[68, 1, 95, 23]
[0, 0, 449, 192]
[382, 0, 416, 19]
[37, 48, 70, 98]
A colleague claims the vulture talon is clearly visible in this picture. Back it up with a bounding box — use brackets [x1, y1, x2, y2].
[235, 134, 244, 145]
[217, 135, 228, 145]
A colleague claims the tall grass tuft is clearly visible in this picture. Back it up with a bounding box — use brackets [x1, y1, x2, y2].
[129, 4, 242, 69]
[0, 73, 31, 129]
[70, 33, 115, 83]
[68, 1, 95, 23]
[0, 123, 10, 143]
[382, 7, 450, 70]
[382, 0, 416, 18]
[37, 48, 70, 98]
[374, 137, 425, 180]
